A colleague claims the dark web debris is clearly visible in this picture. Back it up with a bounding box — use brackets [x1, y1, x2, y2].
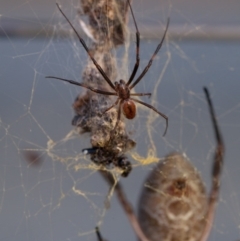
[82, 147, 133, 177]
[73, 0, 134, 177]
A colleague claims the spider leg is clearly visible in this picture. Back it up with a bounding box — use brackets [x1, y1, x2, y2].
[199, 87, 224, 241]
[95, 227, 106, 241]
[126, 0, 140, 86]
[129, 18, 170, 90]
[130, 93, 151, 97]
[102, 98, 120, 114]
[55, 3, 116, 91]
[46, 76, 117, 96]
[130, 97, 168, 136]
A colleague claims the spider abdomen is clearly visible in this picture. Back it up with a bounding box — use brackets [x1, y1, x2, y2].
[138, 153, 208, 241]
[122, 100, 136, 119]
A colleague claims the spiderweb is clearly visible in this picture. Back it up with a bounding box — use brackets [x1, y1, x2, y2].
[0, 0, 240, 240]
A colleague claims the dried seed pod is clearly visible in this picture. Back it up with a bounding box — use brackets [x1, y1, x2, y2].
[138, 153, 208, 241]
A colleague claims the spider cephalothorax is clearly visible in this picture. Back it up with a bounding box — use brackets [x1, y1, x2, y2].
[115, 79, 130, 99]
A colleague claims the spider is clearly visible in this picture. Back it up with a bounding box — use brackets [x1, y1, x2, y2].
[46, 0, 169, 136]
[95, 87, 225, 241]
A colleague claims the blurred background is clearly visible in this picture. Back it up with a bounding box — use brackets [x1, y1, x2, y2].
[1, 0, 240, 241]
